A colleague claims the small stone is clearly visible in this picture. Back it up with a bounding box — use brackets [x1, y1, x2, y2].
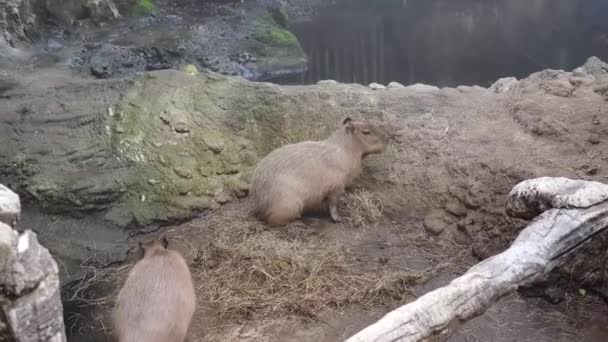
[198, 167, 211, 177]
[489, 77, 518, 93]
[592, 115, 601, 125]
[404, 83, 440, 92]
[387, 81, 405, 89]
[147, 179, 158, 185]
[540, 79, 574, 97]
[249, 57, 257, 63]
[423, 210, 454, 235]
[368, 82, 386, 90]
[445, 201, 467, 217]
[203, 136, 225, 153]
[588, 134, 601, 144]
[456, 85, 487, 93]
[216, 192, 232, 204]
[423, 217, 446, 235]
[569, 77, 586, 87]
[173, 167, 193, 179]
[90, 63, 112, 79]
[582, 56, 608, 77]
[317, 80, 338, 86]
[174, 122, 190, 133]
[114, 125, 125, 133]
[543, 286, 564, 304]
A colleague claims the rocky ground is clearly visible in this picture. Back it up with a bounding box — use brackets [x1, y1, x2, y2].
[1, 0, 318, 81]
[2, 0, 608, 340]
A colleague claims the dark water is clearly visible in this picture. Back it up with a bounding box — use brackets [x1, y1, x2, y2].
[277, 0, 608, 87]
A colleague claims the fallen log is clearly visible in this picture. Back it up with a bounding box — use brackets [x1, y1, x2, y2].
[0, 184, 67, 342]
[346, 177, 608, 342]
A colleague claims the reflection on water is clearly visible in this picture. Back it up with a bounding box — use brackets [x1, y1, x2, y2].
[278, 0, 608, 87]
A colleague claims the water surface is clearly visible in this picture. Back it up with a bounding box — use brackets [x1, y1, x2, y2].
[278, 0, 608, 87]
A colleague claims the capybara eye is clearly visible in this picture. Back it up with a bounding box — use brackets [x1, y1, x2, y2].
[362, 130, 371, 135]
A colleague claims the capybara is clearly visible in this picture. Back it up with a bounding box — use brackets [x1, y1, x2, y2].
[250, 117, 389, 226]
[113, 237, 196, 342]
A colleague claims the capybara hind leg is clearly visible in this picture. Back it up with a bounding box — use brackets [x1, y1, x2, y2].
[327, 187, 345, 223]
[266, 202, 301, 226]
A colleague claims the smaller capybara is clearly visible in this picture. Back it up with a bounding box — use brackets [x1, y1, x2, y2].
[113, 237, 196, 342]
[250, 117, 389, 226]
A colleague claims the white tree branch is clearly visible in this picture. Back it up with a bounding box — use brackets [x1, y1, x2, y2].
[346, 177, 608, 342]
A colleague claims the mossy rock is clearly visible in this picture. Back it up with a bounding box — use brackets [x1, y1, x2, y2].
[107, 70, 306, 225]
[251, 13, 299, 48]
[134, 0, 156, 16]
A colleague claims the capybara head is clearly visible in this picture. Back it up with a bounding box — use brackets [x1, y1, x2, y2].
[342, 117, 389, 156]
[138, 237, 169, 258]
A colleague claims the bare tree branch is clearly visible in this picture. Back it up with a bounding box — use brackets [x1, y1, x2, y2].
[346, 177, 608, 342]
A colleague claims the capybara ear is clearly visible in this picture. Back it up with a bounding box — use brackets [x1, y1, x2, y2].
[344, 120, 355, 133]
[161, 236, 169, 249]
[342, 117, 352, 125]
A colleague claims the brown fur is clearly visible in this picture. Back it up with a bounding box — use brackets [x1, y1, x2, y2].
[250, 117, 389, 226]
[113, 237, 196, 342]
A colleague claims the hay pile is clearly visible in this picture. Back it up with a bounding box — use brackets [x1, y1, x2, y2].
[193, 233, 420, 321]
[189, 196, 430, 323]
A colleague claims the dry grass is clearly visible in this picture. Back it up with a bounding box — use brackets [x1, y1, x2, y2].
[62, 262, 131, 337]
[192, 233, 421, 322]
[341, 189, 384, 227]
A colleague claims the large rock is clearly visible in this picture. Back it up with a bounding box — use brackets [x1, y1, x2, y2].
[0, 186, 66, 342]
[0, 0, 127, 48]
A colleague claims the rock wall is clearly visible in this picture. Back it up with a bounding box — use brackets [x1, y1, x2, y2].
[0, 0, 126, 48]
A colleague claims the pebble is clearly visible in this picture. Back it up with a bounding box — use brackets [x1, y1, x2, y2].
[588, 134, 601, 144]
[369, 82, 386, 90]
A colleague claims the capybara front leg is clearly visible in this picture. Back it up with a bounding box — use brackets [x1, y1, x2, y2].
[327, 187, 344, 223]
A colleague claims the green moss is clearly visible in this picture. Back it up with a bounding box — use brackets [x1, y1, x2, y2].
[135, 0, 156, 16]
[252, 14, 299, 48]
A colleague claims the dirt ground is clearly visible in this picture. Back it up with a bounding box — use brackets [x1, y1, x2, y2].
[104, 197, 608, 342]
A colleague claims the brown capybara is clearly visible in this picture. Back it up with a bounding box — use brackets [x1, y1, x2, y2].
[113, 237, 196, 342]
[250, 117, 389, 226]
